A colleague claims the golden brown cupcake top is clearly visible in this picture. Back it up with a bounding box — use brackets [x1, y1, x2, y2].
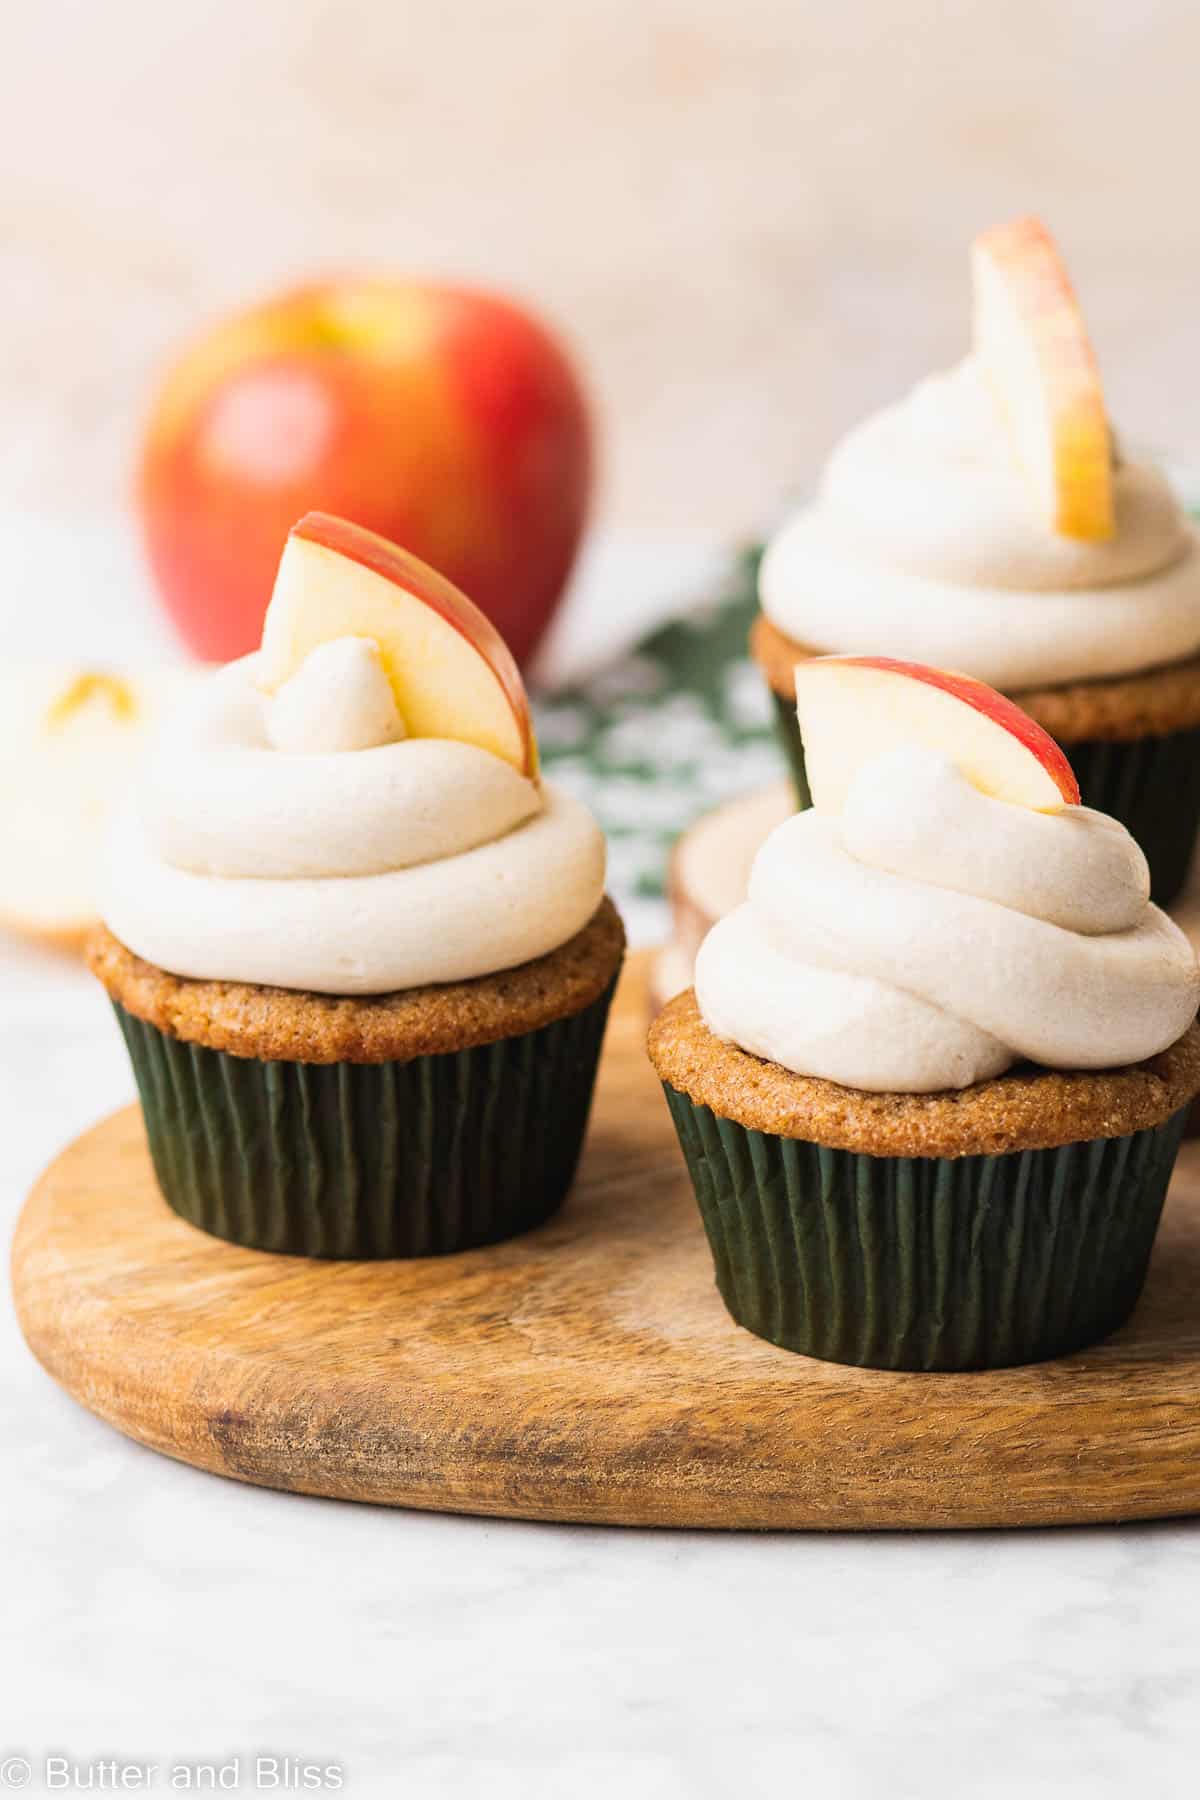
[90, 898, 625, 1066]
[649, 990, 1200, 1159]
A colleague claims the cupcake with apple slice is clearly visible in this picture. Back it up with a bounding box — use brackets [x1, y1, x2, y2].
[649, 656, 1200, 1371]
[88, 512, 624, 1257]
[754, 216, 1200, 904]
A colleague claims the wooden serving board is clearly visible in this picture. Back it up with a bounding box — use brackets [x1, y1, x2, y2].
[13, 952, 1200, 1531]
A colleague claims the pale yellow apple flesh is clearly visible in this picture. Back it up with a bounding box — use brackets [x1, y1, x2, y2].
[259, 515, 537, 777]
[0, 664, 189, 949]
[794, 656, 1080, 814]
[972, 215, 1114, 542]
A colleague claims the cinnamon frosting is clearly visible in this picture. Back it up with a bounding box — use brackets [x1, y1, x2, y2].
[101, 642, 606, 995]
[696, 746, 1199, 1092]
[760, 358, 1200, 690]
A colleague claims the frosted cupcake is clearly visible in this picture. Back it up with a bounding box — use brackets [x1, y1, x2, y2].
[89, 513, 624, 1257]
[753, 217, 1200, 904]
[649, 656, 1200, 1371]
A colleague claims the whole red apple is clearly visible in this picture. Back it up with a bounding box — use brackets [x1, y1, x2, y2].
[136, 278, 593, 665]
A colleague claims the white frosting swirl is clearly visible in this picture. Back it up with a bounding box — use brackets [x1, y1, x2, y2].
[760, 358, 1200, 689]
[102, 644, 606, 995]
[696, 747, 1199, 1092]
[266, 636, 405, 754]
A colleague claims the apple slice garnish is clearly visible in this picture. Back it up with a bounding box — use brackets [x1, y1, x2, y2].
[794, 655, 1080, 814]
[259, 514, 538, 776]
[0, 664, 189, 950]
[972, 215, 1114, 542]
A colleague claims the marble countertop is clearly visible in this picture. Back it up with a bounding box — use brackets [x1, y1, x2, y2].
[4, 940, 1199, 1800]
[5, 524, 1200, 1797]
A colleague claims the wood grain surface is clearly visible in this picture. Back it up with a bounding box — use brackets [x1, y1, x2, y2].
[12, 951, 1200, 1530]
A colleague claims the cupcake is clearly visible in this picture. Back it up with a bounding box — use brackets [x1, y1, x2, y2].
[753, 217, 1200, 904]
[89, 512, 624, 1258]
[649, 655, 1200, 1371]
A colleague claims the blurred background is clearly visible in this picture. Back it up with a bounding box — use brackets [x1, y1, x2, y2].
[5, 0, 1199, 536]
[4, 0, 1200, 949]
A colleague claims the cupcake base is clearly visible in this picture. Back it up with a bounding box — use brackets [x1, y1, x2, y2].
[90, 901, 625, 1258]
[663, 1085, 1187, 1370]
[114, 990, 617, 1257]
[650, 992, 1200, 1372]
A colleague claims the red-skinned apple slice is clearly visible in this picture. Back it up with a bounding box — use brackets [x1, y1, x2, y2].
[794, 655, 1080, 814]
[972, 215, 1114, 542]
[259, 513, 538, 776]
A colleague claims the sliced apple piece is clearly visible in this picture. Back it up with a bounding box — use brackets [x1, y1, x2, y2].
[0, 663, 190, 950]
[259, 513, 538, 776]
[794, 655, 1080, 814]
[972, 215, 1114, 542]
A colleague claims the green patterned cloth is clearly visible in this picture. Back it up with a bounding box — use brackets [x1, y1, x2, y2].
[533, 546, 772, 946]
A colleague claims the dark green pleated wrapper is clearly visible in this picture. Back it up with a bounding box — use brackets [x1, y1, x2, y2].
[769, 693, 1200, 908]
[662, 1083, 1188, 1371]
[114, 979, 617, 1258]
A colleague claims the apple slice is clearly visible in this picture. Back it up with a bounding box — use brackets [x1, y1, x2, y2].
[972, 215, 1114, 542]
[259, 514, 538, 776]
[794, 656, 1080, 814]
[0, 664, 190, 950]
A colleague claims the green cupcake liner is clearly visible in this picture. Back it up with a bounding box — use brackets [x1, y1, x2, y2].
[662, 1083, 1188, 1370]
[114, 978, 618, 1258]
[769, 693, 1200, 907]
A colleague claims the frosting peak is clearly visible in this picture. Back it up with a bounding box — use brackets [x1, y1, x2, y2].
[696, 749, 1198, 1092]
[266, 636, 404, 754]
[761, 357, 1200, 689]
[102, 653, 605, 994]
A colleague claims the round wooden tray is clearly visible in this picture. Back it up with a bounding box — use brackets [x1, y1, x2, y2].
[13, 952, 1200, 1530]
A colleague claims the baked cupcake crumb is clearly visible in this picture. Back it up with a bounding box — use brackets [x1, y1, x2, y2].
[648, 989, 1200, 1158]
[90, 897, 625, 1066]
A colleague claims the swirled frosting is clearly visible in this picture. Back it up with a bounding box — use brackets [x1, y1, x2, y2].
[101, 640, 606, 994]
[760, 358, 1200, 689]
[695, 746, 1199, 1091]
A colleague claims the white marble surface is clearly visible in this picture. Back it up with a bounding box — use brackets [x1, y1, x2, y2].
[4, 955, 1200, 1800]
[5, 526, 1200, 1797]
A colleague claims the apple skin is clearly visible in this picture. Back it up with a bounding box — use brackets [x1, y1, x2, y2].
[274, 512, 538, 778]
[137, 279, 593, 666]
[798, 655, 1081, 809]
